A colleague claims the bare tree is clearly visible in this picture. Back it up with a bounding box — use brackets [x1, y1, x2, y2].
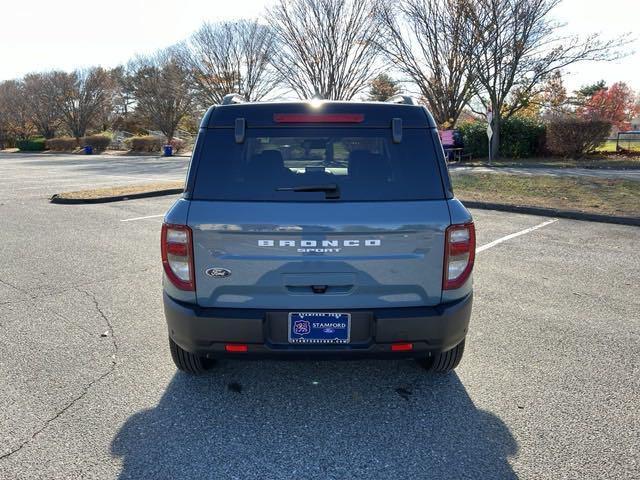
[179, 20, 280, 106]
[23, 72, 61, 138]
[376, 0, 475, 127]
[130, 49, 194, 143]
[110, 66, 136, 119]
[463, 0, 628, 157]
[266, 0, 381, 100]
[54, 67, 114, 139]
[0, 80, 34, 141]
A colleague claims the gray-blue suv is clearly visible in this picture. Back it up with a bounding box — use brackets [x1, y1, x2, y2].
[162, 96, 475, 374]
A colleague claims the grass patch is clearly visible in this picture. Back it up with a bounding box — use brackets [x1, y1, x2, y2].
[452, 173, 640, 218]
[55, 181, 183, 200]
[462, 155, 640, 169]
[597, 140, 640, 154]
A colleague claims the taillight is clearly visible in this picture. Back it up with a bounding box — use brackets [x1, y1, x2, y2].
[161, 223, 195, 291]
[391, 343, 413, 352]
[443, 222, 475, 290]
[225, 344, 248, 352]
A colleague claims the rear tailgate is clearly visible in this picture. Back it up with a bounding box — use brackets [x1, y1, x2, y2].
[189, 200, 449, 309]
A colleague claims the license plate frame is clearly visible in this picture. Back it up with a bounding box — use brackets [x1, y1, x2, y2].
[288, 312, 351, 344]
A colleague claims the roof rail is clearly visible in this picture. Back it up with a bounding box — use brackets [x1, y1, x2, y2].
[221, 93, 246, 105]
[386, 95, 417, 105]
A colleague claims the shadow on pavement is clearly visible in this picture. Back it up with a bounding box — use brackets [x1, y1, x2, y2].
[111, 360, 517, 479]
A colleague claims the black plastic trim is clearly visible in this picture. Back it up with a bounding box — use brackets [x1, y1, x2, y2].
[164, 292, 472, 359]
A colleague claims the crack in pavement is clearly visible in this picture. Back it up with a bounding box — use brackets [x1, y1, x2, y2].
[76, 288, 119, 362]
[0, 277, 34, 299]
[0, 267, 153, 307]
[0, 288, 119, 462]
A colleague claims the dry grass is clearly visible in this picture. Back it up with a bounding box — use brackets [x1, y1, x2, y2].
[463, 155, 640, 169]
[452, 173, 640, 218]
[55, 181, 183, 200]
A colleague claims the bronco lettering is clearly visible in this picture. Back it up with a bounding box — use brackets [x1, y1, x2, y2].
[257, 239, 381, 247]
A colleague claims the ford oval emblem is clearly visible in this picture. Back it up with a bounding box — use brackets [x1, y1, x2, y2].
[205, 267, 231, 278]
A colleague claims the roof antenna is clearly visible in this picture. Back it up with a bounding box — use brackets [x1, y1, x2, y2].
[221, 93, 246, 105]
[386, 95, 416, 105]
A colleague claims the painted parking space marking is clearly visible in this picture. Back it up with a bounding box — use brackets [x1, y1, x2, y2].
[477, 218, 558, 253]
[121, 214, 166, 222]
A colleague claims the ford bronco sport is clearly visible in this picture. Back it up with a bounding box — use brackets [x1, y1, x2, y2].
[162, 95, 474, 374]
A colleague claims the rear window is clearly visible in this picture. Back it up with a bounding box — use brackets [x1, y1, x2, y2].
[191, 128, 444, 201]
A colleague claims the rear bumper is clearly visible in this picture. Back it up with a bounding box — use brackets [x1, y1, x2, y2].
[164, 292, 472, 359]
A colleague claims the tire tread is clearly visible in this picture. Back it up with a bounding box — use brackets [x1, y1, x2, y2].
[169, 338, 212, 374]
[419, 339, 465, 373]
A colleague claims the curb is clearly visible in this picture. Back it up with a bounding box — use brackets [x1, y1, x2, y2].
[50, 188, 183, 204]
[463, 200, 640, 227]
[450, 164, 640, 171]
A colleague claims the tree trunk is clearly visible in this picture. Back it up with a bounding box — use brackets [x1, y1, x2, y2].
[73, 126, 85, 141]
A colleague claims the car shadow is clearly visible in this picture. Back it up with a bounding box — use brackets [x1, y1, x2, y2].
[111, 360, 518, 479]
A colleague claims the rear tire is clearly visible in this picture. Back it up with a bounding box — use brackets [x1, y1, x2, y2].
[418, 339, 465, 373]
[169, 338, 215, 374]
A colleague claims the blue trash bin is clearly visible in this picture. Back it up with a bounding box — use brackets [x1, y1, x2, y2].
[163, 145, 173, 157]
[84, 145, 93, 155]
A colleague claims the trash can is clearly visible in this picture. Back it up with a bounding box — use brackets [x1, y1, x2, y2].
[163, 145, 173, 157]
[84, 145, 93, 155]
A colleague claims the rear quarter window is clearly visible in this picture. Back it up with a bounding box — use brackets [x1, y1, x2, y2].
[190, 127, 445, 202]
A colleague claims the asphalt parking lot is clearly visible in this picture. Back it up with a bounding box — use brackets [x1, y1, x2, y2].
[0, 153, 638, 479]
[0, 152, 187, 202]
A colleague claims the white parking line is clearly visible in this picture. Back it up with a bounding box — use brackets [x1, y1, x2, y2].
[120, 214, 165, 222]
[477, 218, 558, 253]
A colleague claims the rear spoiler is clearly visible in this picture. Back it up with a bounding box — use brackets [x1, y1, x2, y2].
[201, 102, 437, 130]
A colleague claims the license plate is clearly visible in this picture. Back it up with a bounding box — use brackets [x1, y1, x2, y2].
[288, 312, 351, 344]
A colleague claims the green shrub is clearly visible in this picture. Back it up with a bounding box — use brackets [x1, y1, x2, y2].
[458, 122, 488, 158]
[17, 138, 45, 151]
[500, 117, 546, 158]
[45, 137, 78, 151]
[81, 135, 111, 152]
[546, 116, 611, 158]
[458, 117, 546, 158]
[125, 135, 165, 153]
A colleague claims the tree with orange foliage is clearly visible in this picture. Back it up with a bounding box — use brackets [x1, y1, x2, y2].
[578, 82, 639, 131]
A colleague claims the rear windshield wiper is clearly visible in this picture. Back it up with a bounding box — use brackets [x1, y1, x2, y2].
[276, 184, 340, 199]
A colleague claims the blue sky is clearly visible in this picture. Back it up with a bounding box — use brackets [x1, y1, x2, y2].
[0, 0, 637, 93]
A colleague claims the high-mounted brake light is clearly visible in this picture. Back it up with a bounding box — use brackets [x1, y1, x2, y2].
[273, 113, 364, 123]
[161, 223, 195, 291]
[443, 222, 476, 290]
